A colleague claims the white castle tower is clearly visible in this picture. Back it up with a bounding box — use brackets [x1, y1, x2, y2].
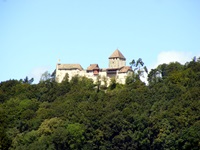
[108, 49, 126, 68]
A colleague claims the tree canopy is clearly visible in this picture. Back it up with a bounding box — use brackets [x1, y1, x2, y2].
[0, 57, 200, 150]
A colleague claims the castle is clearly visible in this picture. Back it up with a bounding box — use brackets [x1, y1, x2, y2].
[55, 49, 133, 85]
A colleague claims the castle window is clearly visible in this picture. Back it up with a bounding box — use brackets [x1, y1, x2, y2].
[93, 70, 99, 75]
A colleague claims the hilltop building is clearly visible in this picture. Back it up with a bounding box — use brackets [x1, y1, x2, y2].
[55, 49, 133, 85]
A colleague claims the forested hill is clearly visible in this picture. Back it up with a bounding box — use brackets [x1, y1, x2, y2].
[0, 58, 200, 150]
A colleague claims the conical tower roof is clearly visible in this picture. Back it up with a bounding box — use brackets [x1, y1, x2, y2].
[109, 49, 126, 60]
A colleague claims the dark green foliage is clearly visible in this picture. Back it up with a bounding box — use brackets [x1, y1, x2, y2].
[130, 58, 148, 77]
[0, 79, 21, 103]
[23, 76, 34, 84]
[0, 58, 200, 149]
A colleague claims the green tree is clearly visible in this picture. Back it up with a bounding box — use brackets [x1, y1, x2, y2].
[40, 71, 51, 82]
[130, 58, 148, 77]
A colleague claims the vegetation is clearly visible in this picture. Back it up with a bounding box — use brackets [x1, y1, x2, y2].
[0, 58, 200, 150]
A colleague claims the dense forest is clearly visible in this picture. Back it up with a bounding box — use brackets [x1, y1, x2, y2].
[0, 58, 200, 150]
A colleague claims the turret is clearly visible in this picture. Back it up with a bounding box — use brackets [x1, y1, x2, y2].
[108, 49, 126, 68]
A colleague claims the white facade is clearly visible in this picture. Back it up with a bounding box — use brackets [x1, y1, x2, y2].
[55, 67, 86, 83]
[109, 58, 126, 68]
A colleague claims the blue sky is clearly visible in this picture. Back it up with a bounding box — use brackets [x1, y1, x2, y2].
[0, 0, 200, 83]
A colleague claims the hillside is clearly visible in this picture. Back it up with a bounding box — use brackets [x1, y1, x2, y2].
[0, 58, 200, 150]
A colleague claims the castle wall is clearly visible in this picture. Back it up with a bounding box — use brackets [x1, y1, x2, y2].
[56, 64, 86, 83]
[109, 58, 126, 68]
[85, 71, 108, 85]
[117, 71, 131, 84]
[56, 67, 130, 85]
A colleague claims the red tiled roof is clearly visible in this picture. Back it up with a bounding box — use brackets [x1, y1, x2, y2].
[109, 49, 126, 60]
[87, 64, 99, 71]
[118, 66, 133, 73]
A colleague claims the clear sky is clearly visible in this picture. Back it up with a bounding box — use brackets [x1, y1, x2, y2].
[1, 0, 200, 83]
